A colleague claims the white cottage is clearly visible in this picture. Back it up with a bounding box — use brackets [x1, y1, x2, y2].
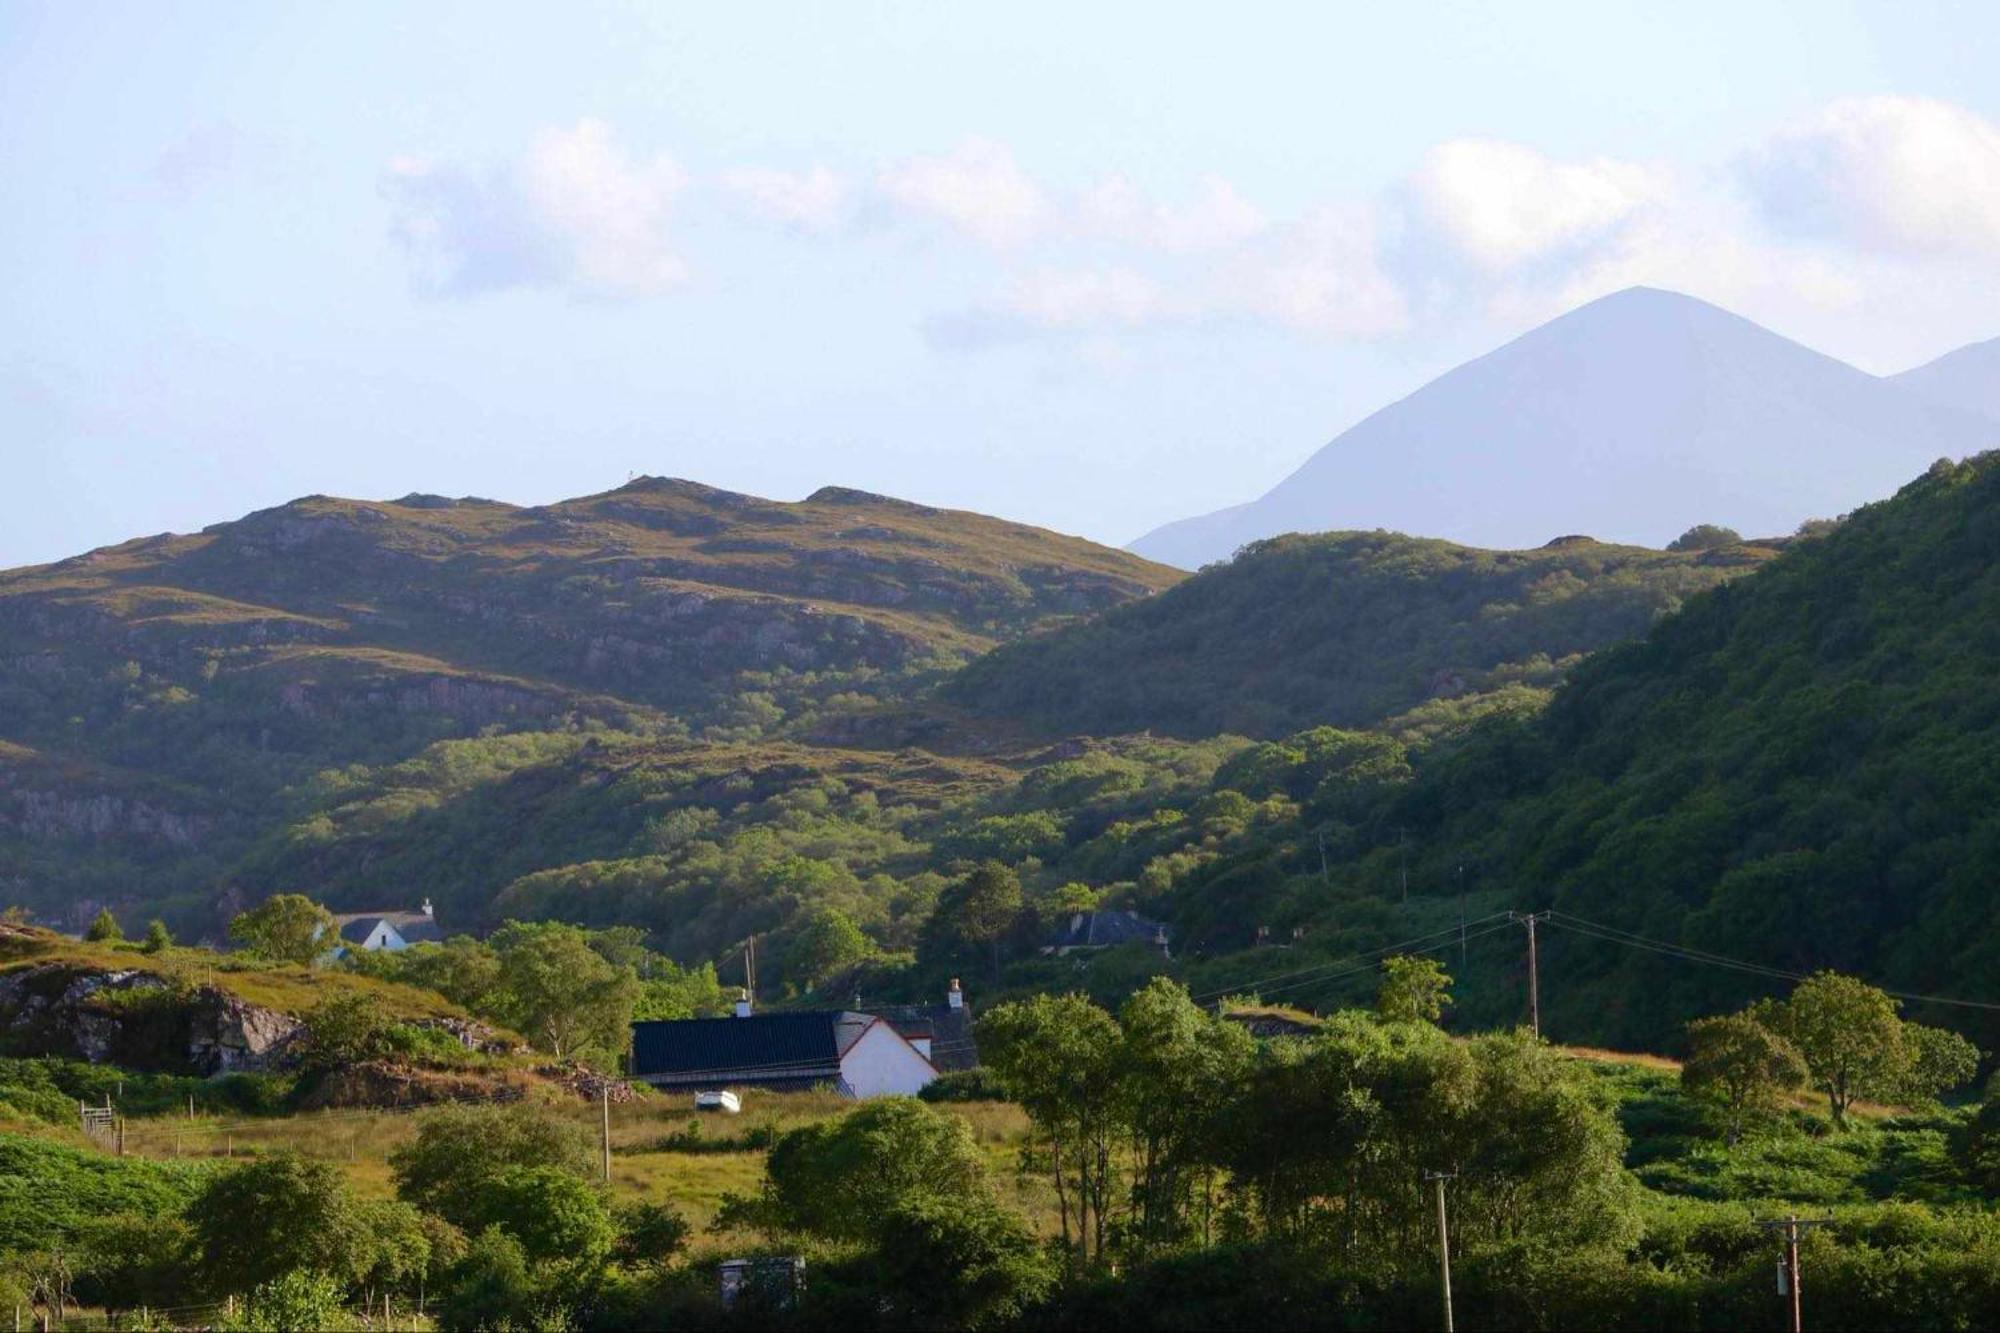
[630, 1000, 937, 1099]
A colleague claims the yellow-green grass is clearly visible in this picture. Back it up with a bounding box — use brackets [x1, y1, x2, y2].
[105, 1088, 1056, 1247]
[0, 926, 478, 1026]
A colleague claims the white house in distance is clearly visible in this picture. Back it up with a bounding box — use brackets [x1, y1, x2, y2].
[329, 900, 443, 954]
[630, 991, 941, 1099]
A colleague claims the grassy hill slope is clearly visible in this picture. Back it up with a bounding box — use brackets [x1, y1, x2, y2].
[948, 529, 1772, 738]
[0, 480, 1177, 923]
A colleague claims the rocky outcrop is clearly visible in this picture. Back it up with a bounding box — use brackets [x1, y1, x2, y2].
[0, 962, 301, 1074]
[185, 989, 305, 1074]
[537, 1062, 639, 1104]
[294, 1059, 533, 1110]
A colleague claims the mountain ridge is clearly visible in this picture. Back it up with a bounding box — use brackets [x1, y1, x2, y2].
[1132, 287, 1998, 568]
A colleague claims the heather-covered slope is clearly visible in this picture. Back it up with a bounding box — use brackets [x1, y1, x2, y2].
[948, 529, 1773, 738]
[0, 479, 1178, 922]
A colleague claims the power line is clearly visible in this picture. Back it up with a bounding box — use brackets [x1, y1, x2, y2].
[1188, 912, 1514, 1003]
[1543, 911, 2000, 1012]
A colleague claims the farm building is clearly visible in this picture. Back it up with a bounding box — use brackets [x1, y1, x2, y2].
[631, 1001, 937, 1098]
[1041, 908, 1170, 957]
[862, 978, 978, 1072]
[328, 900, 443, 953]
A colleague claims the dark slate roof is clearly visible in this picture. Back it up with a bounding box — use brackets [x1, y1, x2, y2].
[867, 1003, 978, 1072]
[631, 1011, 879, 1087]
[1045, 909, 1169, 950]
[333, 911, 443, 945]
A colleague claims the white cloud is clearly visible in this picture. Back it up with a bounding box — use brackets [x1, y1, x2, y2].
[721, 165, 849, 233]
[1079, 173, 1266, 252]
[1223, 208, 1409, 336]
[1408, 139, 1665, 270]
[384, 119, 687, 298]
[1744, 96, 2000, 255]
[877, 138, 1051, 248]
[1001, 267, 1172, 329]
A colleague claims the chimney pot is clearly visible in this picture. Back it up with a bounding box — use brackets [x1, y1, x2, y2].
[734, 988, 752, 1018]
[421, 897, 434, 917]
[947, 978, 964, 1011]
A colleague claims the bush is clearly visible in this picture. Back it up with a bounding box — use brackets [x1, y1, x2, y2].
[917, 1067, 1010, 1103]
[390, 1102, 596, 1231]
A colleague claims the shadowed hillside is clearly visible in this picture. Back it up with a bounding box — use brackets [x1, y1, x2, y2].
[948, 529, 1773, 738]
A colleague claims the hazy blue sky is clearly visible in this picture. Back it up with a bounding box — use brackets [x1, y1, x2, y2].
[4, 2, 1998, 567]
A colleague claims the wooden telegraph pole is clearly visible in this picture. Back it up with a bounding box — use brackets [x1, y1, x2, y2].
[1423, 1170, 1457, 1332]
[1756, 1215, 1831, 1332]
[600, 1083, 612, 1183]
[1508, 911, 1550, 1038]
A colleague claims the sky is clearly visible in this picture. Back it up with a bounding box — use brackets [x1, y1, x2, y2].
[3, 1, 1999, 569]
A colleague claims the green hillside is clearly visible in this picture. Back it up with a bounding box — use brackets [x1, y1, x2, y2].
[946, 529, 1772, 738]
[0, 480, 1177, 924]
[1161, 455, 2000, 1050]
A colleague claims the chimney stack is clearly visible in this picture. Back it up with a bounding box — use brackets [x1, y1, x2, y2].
[947, 978, 963, 1011]
[734, 988, 753, 1018]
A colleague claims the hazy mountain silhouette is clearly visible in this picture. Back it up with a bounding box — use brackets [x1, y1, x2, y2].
[1132, 288, 1998, 568]
[1893, 334, 2000, 423]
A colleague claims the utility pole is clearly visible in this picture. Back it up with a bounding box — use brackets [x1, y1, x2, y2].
[1398, 827, 1408, 902]
[600, 1084, 612, 1183]
[1456, 865, 1467, 965]
[1424, 1170, 1457, 1333]
[1508, 911, 1550, 1038]
[1757, 1215, 1831, 1332]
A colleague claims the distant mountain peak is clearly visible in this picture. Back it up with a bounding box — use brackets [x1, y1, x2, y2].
[1892, 334, 2000, 423]
[1131, 291, 1992, 568]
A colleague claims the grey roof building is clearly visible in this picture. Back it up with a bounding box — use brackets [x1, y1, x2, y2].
[631, 1002, 938, 1099]
[1042, 909, 1170, 956]
[329, 901, 443, 953]
[864, 978, 978, 1072]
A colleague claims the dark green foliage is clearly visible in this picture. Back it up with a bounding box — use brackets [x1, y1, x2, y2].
[612, 1201, 691, 1270]
[231, 1270, 347, 1332]
[390, 1102, 597, 1232]
[185, 1153, 369, 1291]
[921, 861, 1026, 985]
[869, 1195, 1057, 1330]
[759, 1098, 987, 1242]
[0, 1056, 289, 1123]
[916, 1066, 1010, 1103]
[1950, 1074, 2000, 1196]
[436, 1227, 545, 1333]
[298, 990, 395, 1073]
[949, 528, 1767, 739]
[228, 894, 335, 966]
[0, 1133, 206, 1253]
[1376, 954, 1451, 1024]
[1667, 523, 1744, 551]
[71, 1212, 196, 1313]
[1164, 454, 2000, 1053]
[1680, 1011, 1806, 1143]
[485, 920, 642, 1062]
[460, 1166, 615, 1267]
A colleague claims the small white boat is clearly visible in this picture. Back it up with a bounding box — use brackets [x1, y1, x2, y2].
[695, 1089, 742, 1114]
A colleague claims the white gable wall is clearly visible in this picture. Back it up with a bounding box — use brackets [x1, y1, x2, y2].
[837, 1020, 937, 1098]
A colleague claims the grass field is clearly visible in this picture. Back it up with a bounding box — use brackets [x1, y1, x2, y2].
[105, 1085, 1051, 1249]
